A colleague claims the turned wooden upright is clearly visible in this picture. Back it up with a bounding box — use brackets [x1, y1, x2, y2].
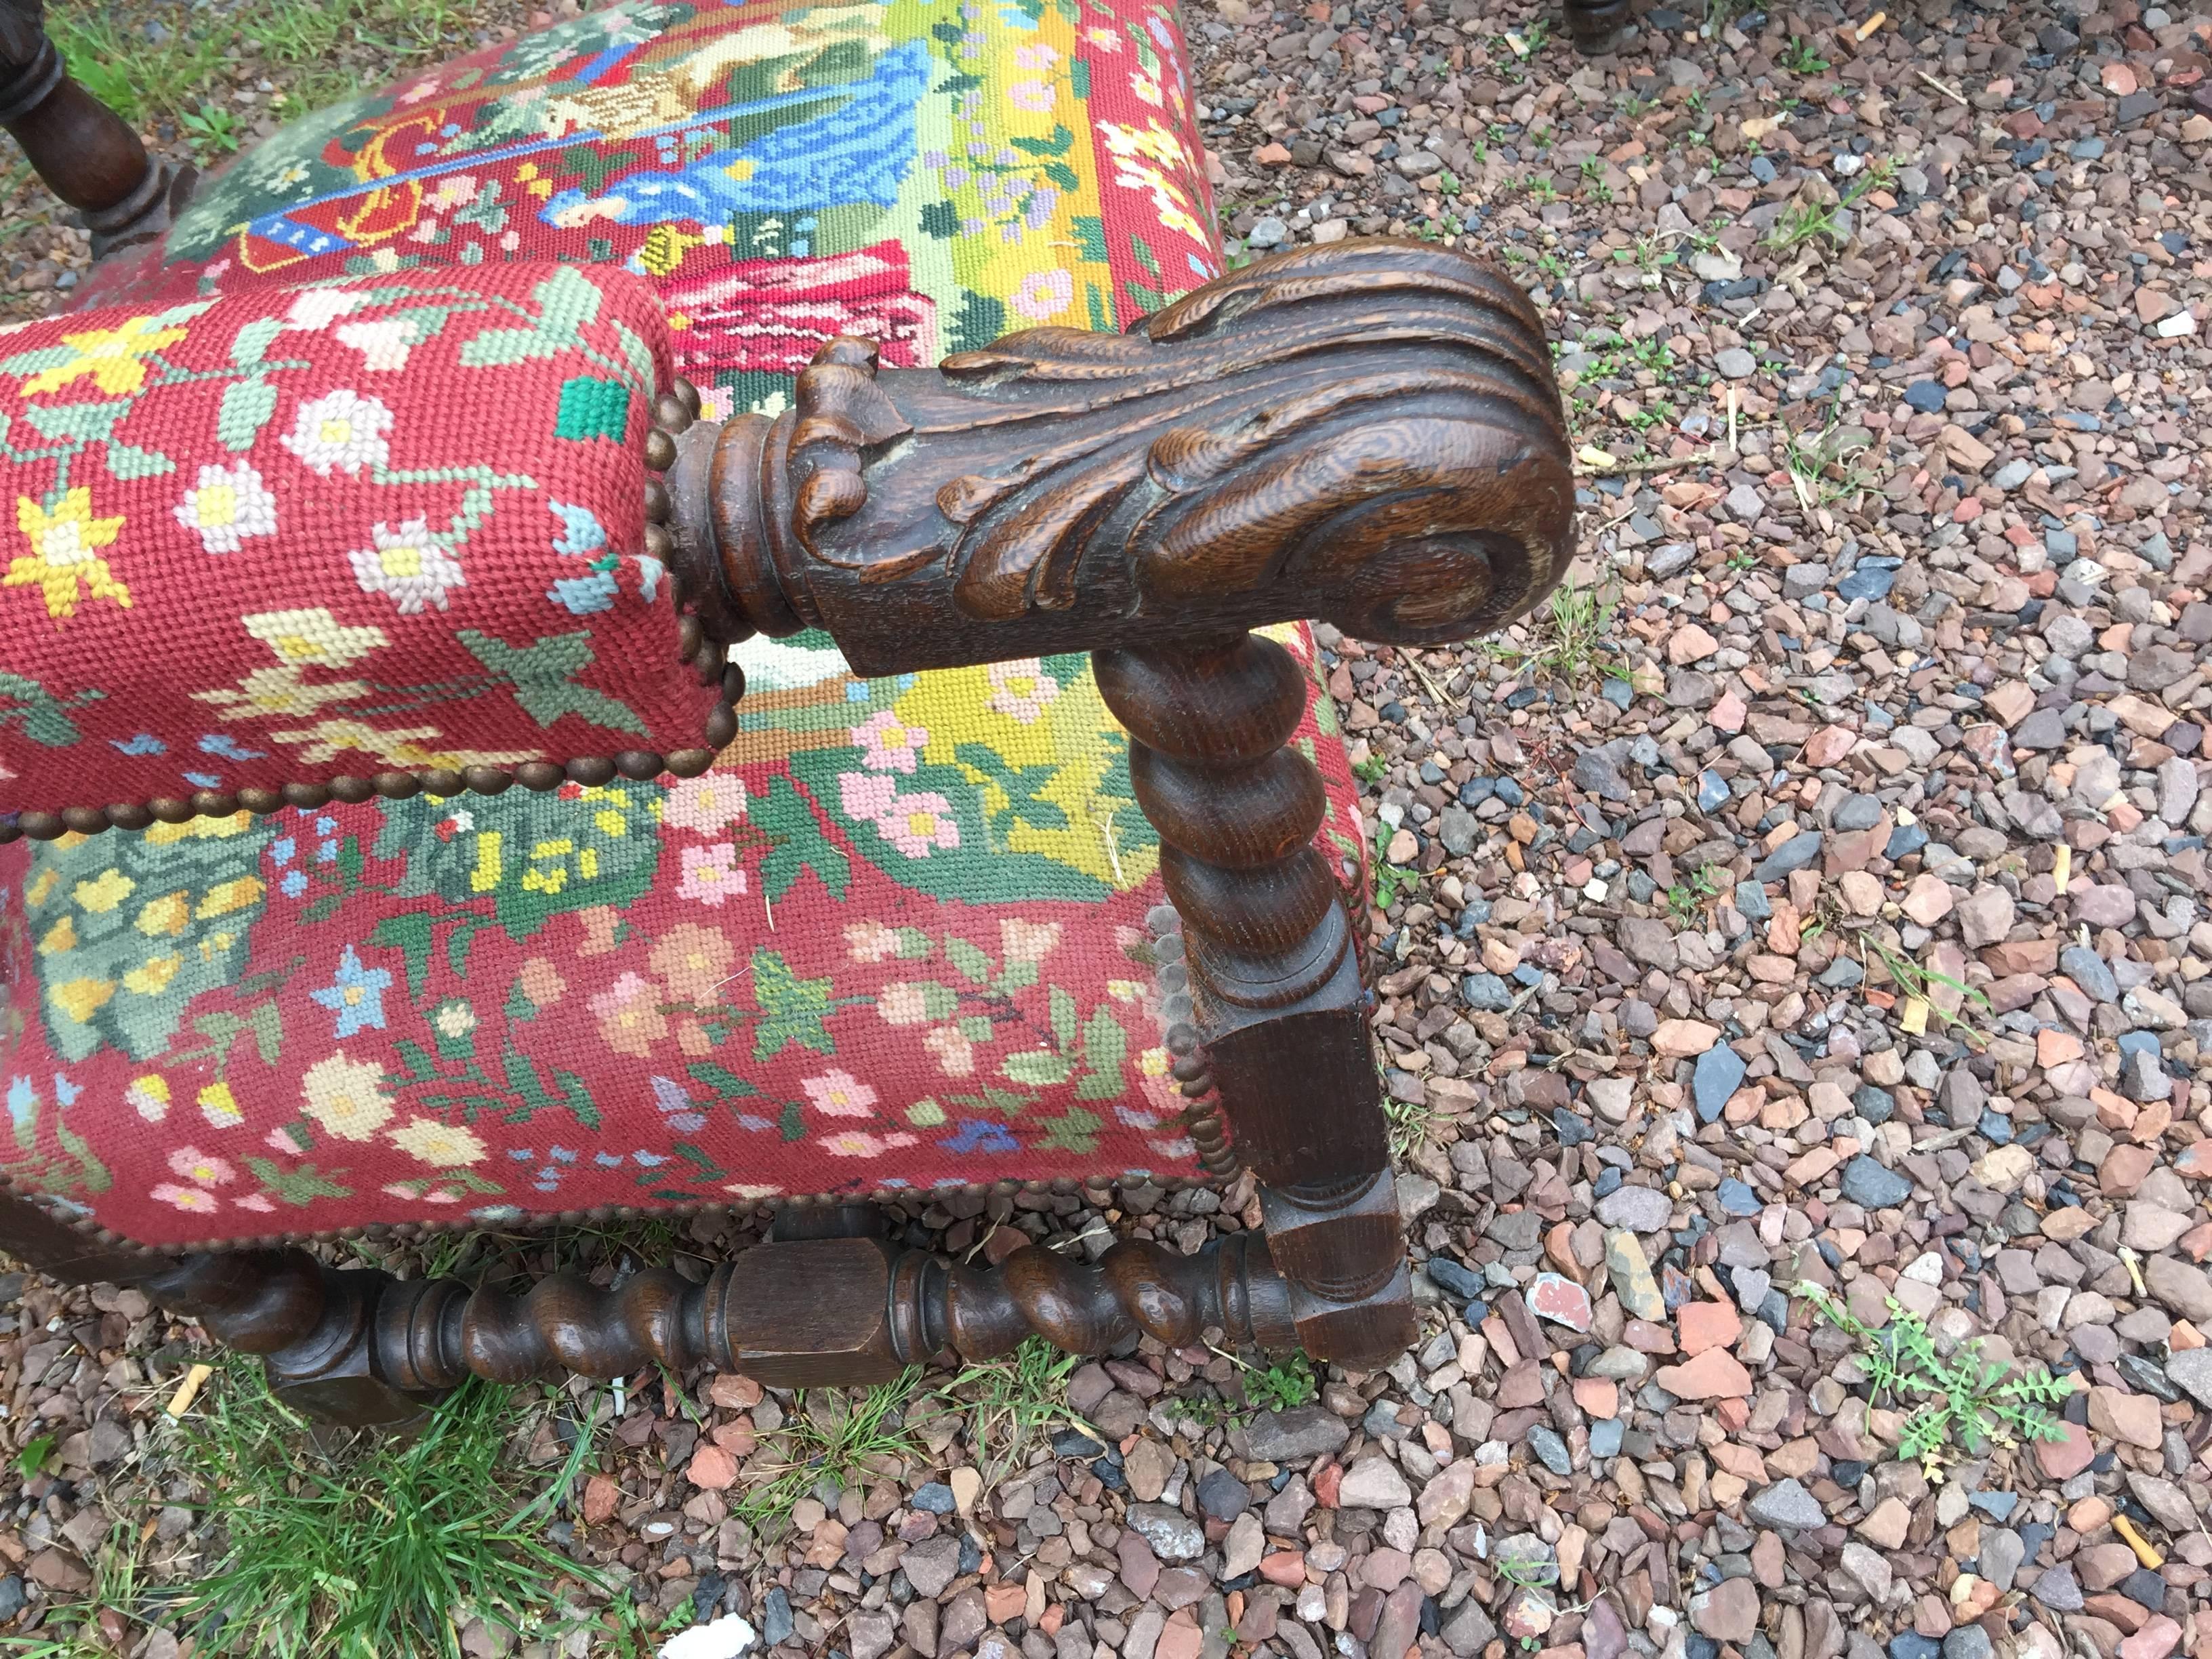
[0, 240, 1572, 1420]
[0, 0, 192, 255]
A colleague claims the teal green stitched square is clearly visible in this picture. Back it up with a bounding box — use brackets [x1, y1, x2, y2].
[554, 376, 630, 443]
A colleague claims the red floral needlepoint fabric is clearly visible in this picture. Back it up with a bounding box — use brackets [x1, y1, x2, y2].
[0, 265, 715, 819]
[0, 628, 1368, 1250]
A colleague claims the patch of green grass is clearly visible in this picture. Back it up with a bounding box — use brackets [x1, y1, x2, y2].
[1763, 157, 1898, 254]
[1351, 751, 1389, 786]
[1242, 1354, 1317, 1415]
[9, 1361, 605, 1659]
[1863, 938, 1993, 1036]
[1781, 424, 1881, 508]
[1494, 581, 1618, 688]
[50, 0, 474, 158]
[945, 1338, 1084, 1486]
[735, 1368, 930, 1531]
[1383, 1091, 1441, 1162]
[1797, 1286, 2074, 1479]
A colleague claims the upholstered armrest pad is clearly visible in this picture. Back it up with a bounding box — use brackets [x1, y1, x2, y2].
[0, 265, 724, 832]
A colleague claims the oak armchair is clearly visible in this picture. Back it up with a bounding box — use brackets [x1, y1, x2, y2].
[0, 0, 1574, 1425]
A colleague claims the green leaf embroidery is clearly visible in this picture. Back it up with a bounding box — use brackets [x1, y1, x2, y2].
[455, 628, 649, 735]
[748, 948, 841, 1061]
[1048, 986, 1078, 1050]
[751, 775, 851, 903]
[369, 910, 439, 1002]
[611, 322, 657, 395]
[0, 674, 99, 747]
[1003, 1050, 1072, 1086]
[552, 1068, 602, 1130]
[553, 375, 632, 442]
[502, 1041, 553, 1118]
[244, 1158, 354, 1206]
[945, 937, 994, 985]
[687, 1061, 760, 1100]
[1071, 216, 1108, 263]
[1008, 124, 1075, 158]
[1076, 1004, 1127, 1101]
[1039, 1107, 1101, 1155]
[218, 378, 279, 452]
[104, 442, 176, 480]
[22, 401, 128, 442]
[230, 316, 285, 368]
[459, 264, 601, 366]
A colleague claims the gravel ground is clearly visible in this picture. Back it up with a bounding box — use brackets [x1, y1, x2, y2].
[5, 0, 2212, 1654]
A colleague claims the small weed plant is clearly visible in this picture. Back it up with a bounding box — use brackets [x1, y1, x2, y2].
[1799, 1286, 2074, 1479]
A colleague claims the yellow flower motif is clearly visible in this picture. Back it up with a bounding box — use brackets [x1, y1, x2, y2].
[301, 1054, 394, 1141]
[25, 868, 59, 907]
[265, 717, 533, 771]
[136, 892, 190, 937]
[49, 977, 115, 1024]
[145, 811, 253, 846]
[73, 868, 135, 913]
[241, 608, 388, 669]
[123, 954, 181, 995]
[198, 1081, 243, 1128]
[37, 915, 75, 955]
[9, 490, 129, 620]
[388, 1117, 487, 1168]
[125, 1075, 171, 1122]
[196, 876, 264, 919]
[195, 665, 368, 722]
[20, 314, 188, 398]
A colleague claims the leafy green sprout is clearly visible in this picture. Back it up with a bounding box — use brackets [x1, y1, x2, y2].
[1665, 863, 1727, 922]
[1862, 939, 1993, 1039]
[1797, 1285, 2074, 1479]
[1491, 581, 1618, 688]
[179, 103, 242, 157]
[1371, 819, 1421, 910]
[1351, 751, 1390, 785]
[1779, 37, 1829, 74]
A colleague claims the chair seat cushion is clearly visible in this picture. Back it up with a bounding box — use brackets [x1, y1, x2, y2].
[72, 0, 1227, 415]
[0, 626, 1366, 1248]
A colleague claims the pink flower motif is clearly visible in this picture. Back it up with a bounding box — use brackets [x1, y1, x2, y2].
[838, 770, 898, 823]
[878, 983, 931, 1026]
[678, 843, 746, 907]
[845, 920, 901, 962]
[821, 1131, 920, 1158]
[151, 1183, 218, 1214]
[1085, 26, 1123, 51]
[878, 791, 960, 859]
[167, 1146, 236, 1186]
[427, 173, 478, 208]
[590, 972, 668, 1057]
[1009, 79, 1056, 112]
[986, 659, 1060, 724]
[1015, 42, 1059, 68]
[925, 1026, 975, 1076]
[233, 1193, 276, 1213]
[266, 1124, 309, 1154]
[665, 773, 747, 834]
[802, 1069, 878, 1118]
[852, 710, 926, 773]
[1012, 269, 1073, 321]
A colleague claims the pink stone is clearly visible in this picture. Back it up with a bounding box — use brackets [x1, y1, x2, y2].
[1668, 624, 1719, 665]
[1711, 690, 1747, 733]
[2035, 1420, 2095, 1481]
[2119, 1617, 2182, 1659]
[1803, 724, 1856, 766]
[1259, 1553, 1306, 1588]
[1677, 1301, 1742, 1358]
[1156, 1611, 1204, 1659]
[1526, 1273, 1594, 1333]
[1655, 1347, 1753, 1401]
[685, 1444, 739, 1491]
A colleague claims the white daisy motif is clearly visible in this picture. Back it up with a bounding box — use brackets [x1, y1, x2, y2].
[282, 389, 392, 476]
[348, 518, 464, 613]
[281, 288, 370, 331]
[173, 462, 278, 554]
[333, 318, 417, 373]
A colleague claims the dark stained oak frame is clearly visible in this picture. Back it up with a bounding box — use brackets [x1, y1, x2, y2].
[1, 5, 1578, 1421]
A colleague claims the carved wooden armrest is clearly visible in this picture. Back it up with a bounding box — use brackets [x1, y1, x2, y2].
[657, 239, 1574, 672]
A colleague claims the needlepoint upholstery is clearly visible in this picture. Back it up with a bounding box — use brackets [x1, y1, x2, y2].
[69, 0, 1228, 412]
[0, 264, 711, 820]
[0, 627, 1366, 1250]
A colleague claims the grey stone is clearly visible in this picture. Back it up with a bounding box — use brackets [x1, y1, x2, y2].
[2166, 1346, 2212, 1408]
[2030, 1565, 2083, 1612]
[1338, 1456, 1413, 1511]
[1595, 1183, 1672, 1232]
[1840, 1155, 1912, 1210]
[1124, 1503, 1204, 1561]
[902, 1536, 962, 1597]
[2146, 1255, 2212, 1324]
[1715, 347, 1758, 379]
[1440, 1602, 1497, 1657]
[1754, 831, 1824, 881]
[1240, 1406, 1350, 1463]
[2060, 946, 2118, 1003]
[1438, 806, 1477, 857]
[1745, 1478, 1826, 1531]
[1980, 1527, 2024, 1590]
[1526, 1425, 1572, 1475]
